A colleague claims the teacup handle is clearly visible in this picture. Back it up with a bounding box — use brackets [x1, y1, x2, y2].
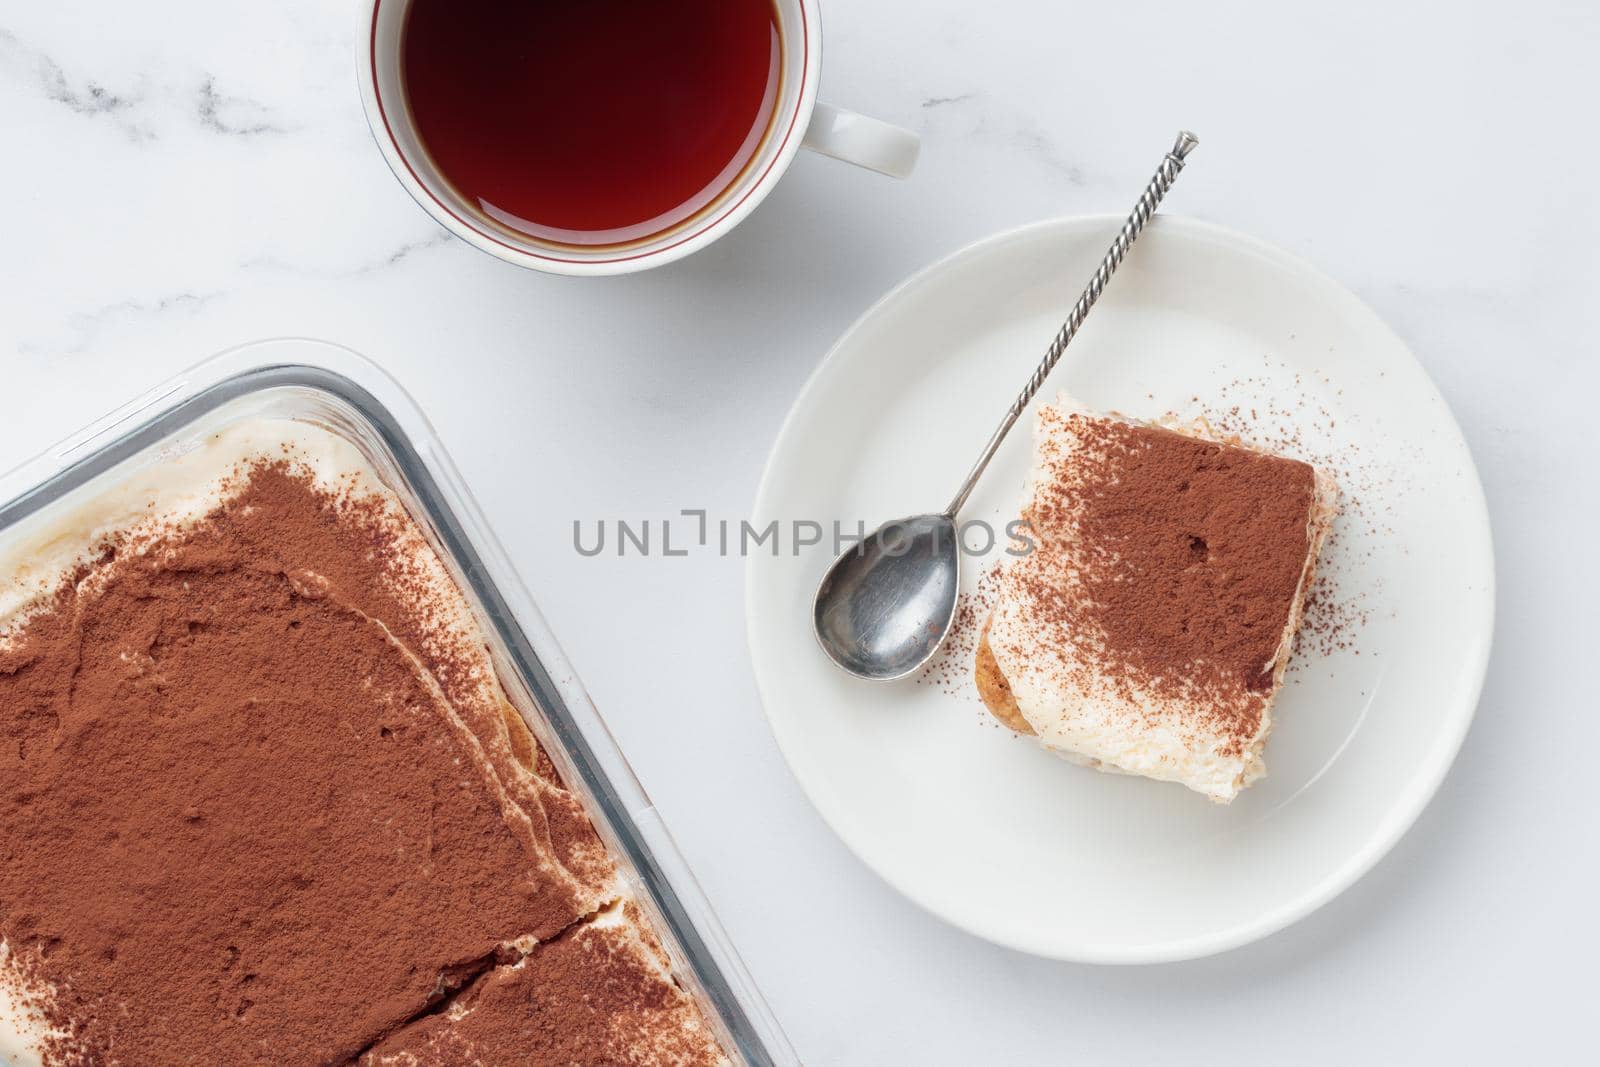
[802, 102, 920, 179]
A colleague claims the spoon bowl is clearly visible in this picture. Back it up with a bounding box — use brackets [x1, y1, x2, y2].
[812, 514, 960, 681]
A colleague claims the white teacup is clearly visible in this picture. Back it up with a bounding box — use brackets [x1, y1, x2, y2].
[358, 0, 920, 276]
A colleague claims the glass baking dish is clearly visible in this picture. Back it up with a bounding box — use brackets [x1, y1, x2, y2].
[0, 338, 794, 1067]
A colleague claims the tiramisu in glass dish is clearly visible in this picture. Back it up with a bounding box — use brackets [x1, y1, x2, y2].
[0, 346, 786, 1066]
[976, 391, 1338, 802]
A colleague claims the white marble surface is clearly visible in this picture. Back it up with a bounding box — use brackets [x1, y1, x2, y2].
[1, 1, 1595, 1063]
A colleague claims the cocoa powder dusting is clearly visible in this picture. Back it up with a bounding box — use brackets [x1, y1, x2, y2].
[361, 903, 723, 1067]
[1186, 357, 1381, 663]
[1003, 410, 1319, 745]
[917, 563, 1002, 697]
[0, 462, 713, 1065]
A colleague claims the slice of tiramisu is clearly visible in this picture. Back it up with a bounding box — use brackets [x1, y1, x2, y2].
[976, 392, 1337, 802]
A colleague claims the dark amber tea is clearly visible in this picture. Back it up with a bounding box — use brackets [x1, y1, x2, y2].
[402, 0, 782, 247]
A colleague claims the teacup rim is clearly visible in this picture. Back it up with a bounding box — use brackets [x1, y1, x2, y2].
[357, 0, 821, 277]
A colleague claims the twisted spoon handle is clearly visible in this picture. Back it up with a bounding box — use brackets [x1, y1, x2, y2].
[944, 130, 1199, 517]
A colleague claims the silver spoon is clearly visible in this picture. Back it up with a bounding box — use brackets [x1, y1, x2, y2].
[812, 130, 1199, 681]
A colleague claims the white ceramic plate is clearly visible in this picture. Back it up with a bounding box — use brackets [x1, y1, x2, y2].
[746, 216, 1493, 963]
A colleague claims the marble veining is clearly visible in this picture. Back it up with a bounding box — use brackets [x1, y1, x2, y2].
[1, 27, 292, 144]
[195, 76, 287, 137]
[22, 291, 225, 357]
[0, 27, 146, 137]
